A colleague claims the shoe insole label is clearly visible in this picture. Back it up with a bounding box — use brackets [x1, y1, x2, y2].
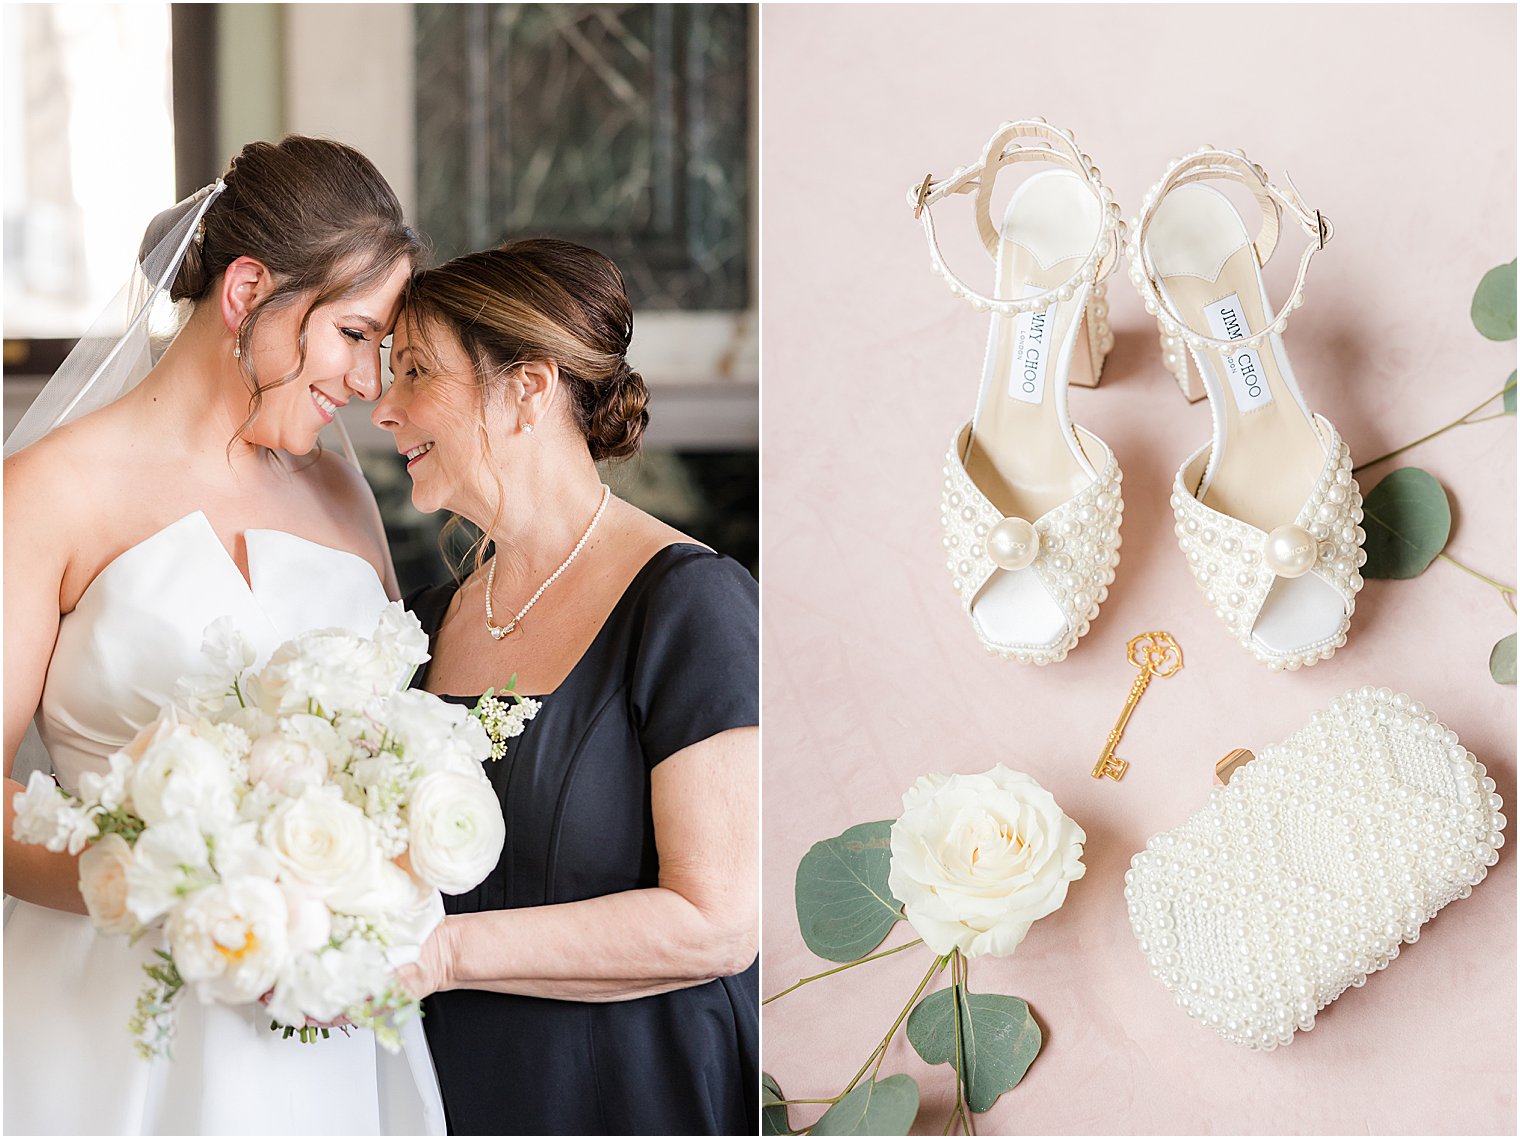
[1007, 293, 1058, 405]
[1202, 293, 1274, 414]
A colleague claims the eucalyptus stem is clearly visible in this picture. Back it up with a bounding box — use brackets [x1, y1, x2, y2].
[953, 953, 975, 1136]
[1353, 377, 1517, 474]
[838, 955, 949, 1102]
[762, 938, 924, 1005]
[1438, 552, 1518, 612]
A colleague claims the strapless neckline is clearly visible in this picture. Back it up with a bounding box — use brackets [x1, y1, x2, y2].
[72, 508, 377, 611]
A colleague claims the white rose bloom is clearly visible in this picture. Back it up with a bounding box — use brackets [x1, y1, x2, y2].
[246, 734, 329, 797]
[129, 727, 237, 831]
[78, 833, 138, 935]
[267, 937, 388, 1027]
[126, 813, 217, 924]
[167, 876, 289, 1003]
[262, 787, 381, 903]
[11, 772, 98, 855]
[407, 771, 505, 895]
[888, 764, 1086, 959]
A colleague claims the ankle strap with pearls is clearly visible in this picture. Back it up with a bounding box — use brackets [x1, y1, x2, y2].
[908, 119, 1126, 315]
[1128, 147, 1332, 355]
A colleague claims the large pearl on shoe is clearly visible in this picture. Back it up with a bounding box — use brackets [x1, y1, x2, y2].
[1264, 525, 1317, 578]
[988, 516, 1039, 571]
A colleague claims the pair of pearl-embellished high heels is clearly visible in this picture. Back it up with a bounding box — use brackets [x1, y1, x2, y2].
[916, 119, 1363, 670]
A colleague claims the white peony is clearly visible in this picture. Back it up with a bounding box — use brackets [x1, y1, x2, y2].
[256, 628, 396, 716]
[406, 771, 505, 894]
[78, 833, 137, 935]
[166, 875, 290, 1003]
[129, 723, 238, 831]
[261, 786, 381, 904]
[246, 734, 330, 797]
[11, 771, 98, 854]
[125, 813, 216, 924]
[888, 764, 1086, 959]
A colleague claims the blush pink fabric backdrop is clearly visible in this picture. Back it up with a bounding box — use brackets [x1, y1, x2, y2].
[759, 5, 1517, 1134]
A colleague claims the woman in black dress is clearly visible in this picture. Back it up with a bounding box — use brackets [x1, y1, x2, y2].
[371, 239, 758, 1136]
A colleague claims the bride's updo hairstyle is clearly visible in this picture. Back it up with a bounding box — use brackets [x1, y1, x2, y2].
[139, 135, 420, 433]
[403, 238, 650, 463]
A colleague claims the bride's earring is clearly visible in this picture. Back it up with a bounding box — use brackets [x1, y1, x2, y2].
[232, 329, 243, 360]
[522, 422, 535, 436]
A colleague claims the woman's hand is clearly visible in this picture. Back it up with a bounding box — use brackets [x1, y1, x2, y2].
[394, 916, 456, 1001]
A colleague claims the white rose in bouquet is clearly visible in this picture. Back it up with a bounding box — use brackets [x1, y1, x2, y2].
[78, 833, 138, 935]
[126, 813, 217, 924]
[338, 859, 445, 964]
[407, 771, 507, 895]
[11, 771, 98, 855]
[167, 876, 289, 1003]
[262, 786, 381, 903]
[888, 764, 1086, 959]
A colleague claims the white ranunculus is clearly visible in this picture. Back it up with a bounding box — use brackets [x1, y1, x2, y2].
[78, 833, 137, 935]
[126, 813, 216, 924]
[262, 787, 381, 903]
[167, 876, 289, 1003]
[11, 771, 98, 854]
[129, 725, 238, 831]
[406, 771, 505, 895]
[246, 734, 330, 797]
[266, 936, 389, 1027]
[888, 764, 1086, 959]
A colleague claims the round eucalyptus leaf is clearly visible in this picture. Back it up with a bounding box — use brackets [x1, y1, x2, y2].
[811, 1075, 919, 1135]
[1472, 260, 1516, 341]
[1491, 634, 1517, 685]
[906, 984, 1042, 1114]
[1360, 468, 1452, 580]
[1503, 372, 1516, 416]
[762, 1072, 790, 1136]
[795, 820, 902, 962]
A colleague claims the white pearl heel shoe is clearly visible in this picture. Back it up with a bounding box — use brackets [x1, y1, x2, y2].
[1128, 148, 1364, 671]
[912, 120, 1125, 664]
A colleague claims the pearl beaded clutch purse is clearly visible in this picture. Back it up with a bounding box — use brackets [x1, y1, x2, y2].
[1125, 686, 1505, 1050]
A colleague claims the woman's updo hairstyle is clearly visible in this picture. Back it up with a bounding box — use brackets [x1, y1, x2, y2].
[404, 238, 650, 462]
[139, 135, 420, 433]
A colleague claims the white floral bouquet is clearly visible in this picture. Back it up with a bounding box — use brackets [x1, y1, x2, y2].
[12, 602, 538, 1058]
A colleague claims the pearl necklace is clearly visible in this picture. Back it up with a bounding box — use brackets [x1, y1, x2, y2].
[483, 484, 610, 641]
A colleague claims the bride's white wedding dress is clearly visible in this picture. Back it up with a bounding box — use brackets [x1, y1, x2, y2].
[3, 510, 446, 1136]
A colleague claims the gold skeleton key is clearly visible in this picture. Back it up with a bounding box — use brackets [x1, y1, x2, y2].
[1092, 632, 1184, 781]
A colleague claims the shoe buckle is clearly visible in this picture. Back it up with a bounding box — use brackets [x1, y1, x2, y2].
[913, 173, 934, 220]
[1315, 209, 1332, 249]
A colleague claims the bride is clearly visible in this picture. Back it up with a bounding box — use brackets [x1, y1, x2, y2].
[3, 136, 444, 1134]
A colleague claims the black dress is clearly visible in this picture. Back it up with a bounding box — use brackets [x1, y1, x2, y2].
[405, 544, 759, 1136]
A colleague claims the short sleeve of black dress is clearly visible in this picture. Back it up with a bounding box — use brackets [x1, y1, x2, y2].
[404, 545, 758, 1137]
[629, 545, 758, 767]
